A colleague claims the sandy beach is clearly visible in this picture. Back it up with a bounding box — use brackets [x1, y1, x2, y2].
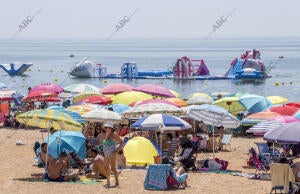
[0, 128, 276, 194]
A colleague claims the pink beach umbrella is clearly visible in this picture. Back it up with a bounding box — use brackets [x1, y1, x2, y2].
[269, 115, 300, 123]
[30, 83, 64, 94]
[133, 84, 175, 98]
[130, 99, 179, 107]
[100, 83, 133, 94]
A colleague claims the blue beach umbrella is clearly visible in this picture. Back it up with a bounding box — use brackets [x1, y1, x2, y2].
[45, 130, 86, 159]
[106, 104, 130, 113]
[239, 94, 271, 114]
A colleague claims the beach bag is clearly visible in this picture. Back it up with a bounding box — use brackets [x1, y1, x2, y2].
[166, 172, 179, 189]
[214, 158, 228, 170]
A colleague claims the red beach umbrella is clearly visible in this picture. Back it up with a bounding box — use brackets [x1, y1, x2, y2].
[30, 83, 64, 94]
[22, 90, 57, 102]
[269, 105, 299, 116]
[79, 95, 112, 105]
[133, 84, 175, 98]
[286, 102, 300, 109]
[100, 83, 133, 94]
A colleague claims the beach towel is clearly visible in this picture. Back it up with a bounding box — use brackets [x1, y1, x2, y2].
[144, 164, 188, 190]
[270, 163, 295, 193]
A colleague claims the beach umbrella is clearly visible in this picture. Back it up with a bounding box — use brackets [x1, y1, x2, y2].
[0, 82, 7, 89]
[106, 104, 130, 113]
[16, 109, 83, 131]
[112, 91, 153, 105]
[183, 104, 240, 158]
[238, 94, 271, 114]
[72, 92, 102, 103]
[186, 95, 214, 105]
[0, 88, 16, 101]
[64, 84, 99, 93]
[241, 112, 281, 126]
[232, 92, 250, 98]
[82, 109, 122, 123]
[246, 120, 285, 135]
[66, 104, 103, 115]
[286, 102, 300, 109]
[44, 97, 61, 102]
[191, 92, 212, 98]
[132, 113, 191, 130]
[22, 90, 57, 102]
[270, 115, 300, 123]
[210, 92, 232, 100]
[269, 105, 299, 116]
[133, 84, 175, 98]
[30, 83, 64, 94]
[122, 103, 185, 118]
[165, 98, 188, 107]
[213, 97, 245, 114]
[267, 96, 288, 105]
[131, 99, 178, 107]
[45, 130, 86, 159]
[264, 122, 300, 143]
[183, 104, 240, 128]
[78, 95, 112, 105]
[46, 106, 86, 123]
[100, 83, 133, 94]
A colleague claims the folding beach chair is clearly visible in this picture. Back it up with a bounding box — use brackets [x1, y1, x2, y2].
[249, 147, 269, 174]
[220, 134, 232, 151]
[269, 163, 297, 194]
[255, 142, 281, 162]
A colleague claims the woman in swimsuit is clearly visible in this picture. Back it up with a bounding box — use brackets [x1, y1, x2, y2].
[102, 121, 123, 188]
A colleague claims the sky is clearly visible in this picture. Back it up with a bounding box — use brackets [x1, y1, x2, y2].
[0, 0, 299, 39]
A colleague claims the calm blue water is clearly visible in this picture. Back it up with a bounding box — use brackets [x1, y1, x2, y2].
[0, 38, 299, 101]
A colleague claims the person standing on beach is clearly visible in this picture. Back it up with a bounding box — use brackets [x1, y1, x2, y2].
[102, 121, 123, 188]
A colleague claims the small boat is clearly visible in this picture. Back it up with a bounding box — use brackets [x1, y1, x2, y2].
[0, 63, 33, 76]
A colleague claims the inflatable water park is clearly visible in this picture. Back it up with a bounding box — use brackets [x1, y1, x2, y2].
[68, 50, 271, 81]
[0, 63, 33, 76]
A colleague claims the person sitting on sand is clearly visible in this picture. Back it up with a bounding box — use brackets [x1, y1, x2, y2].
[47, 152, 78, 182]
[40, 143, 53, 166]
[86, 148, 106, 179]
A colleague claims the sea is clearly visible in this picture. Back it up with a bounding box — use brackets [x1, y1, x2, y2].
[0, 37, 299, 101]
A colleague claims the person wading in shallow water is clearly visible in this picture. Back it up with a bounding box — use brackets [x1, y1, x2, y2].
[102, 121, 123, 188]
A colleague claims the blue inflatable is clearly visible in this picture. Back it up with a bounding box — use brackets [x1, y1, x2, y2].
[0, 63, 33, 76]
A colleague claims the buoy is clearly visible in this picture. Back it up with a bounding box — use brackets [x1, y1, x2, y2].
[103, 80, 107, 84]
[160, 82, 163, 84]
[54, 78, 58, 82]
[281, 82, 284, 85]
[69, 54, 74, 57]
[61, 70, 64, 73]
[275, 82, 279, 86]
[50, 70, 53, 72]
[290, 81, 293, 85]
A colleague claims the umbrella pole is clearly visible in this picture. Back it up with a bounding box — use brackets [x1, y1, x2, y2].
[45, 130, 50, 174]
[213, 125, 215, 159]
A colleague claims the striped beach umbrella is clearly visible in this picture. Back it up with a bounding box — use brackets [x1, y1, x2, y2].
[246, 120, 285, 135]
[16, 109, 82, 131]
[64, 84, 99, 93]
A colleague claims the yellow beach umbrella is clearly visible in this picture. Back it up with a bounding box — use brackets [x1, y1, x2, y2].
[112, 91, 153, 105]
[213, 97, 245, 114]
[16, 109, 82, 131]
[267, 96, 288, 105]
[191, 92, 212, 98]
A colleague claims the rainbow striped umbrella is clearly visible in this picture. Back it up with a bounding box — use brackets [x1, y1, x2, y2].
[16, 109, 82, 131]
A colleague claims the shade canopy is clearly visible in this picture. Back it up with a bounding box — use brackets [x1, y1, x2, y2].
[264, 122, 300, 143]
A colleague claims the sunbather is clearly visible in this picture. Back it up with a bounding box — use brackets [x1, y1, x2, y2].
[47, 152, 78, 182]
[86, 148, 106, 179]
